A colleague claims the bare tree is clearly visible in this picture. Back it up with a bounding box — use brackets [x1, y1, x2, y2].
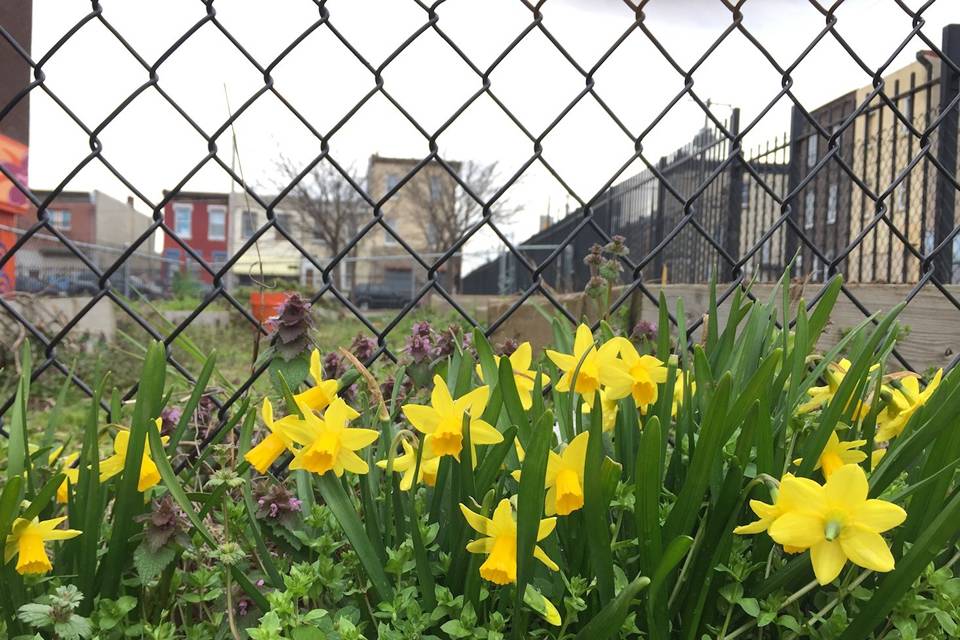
[275, 157, 365, 287]
[406, 160, 519, 292]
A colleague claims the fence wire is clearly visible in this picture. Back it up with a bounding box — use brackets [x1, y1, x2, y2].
[1, 1, 960, 449]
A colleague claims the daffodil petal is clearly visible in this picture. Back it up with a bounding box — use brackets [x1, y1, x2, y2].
[536, 517, 557, 541]
[810, 540, 847, 585]
[339, 428, 380, 450]
[470, 420, 504, 445]
[338, 449, 369, 475]
[459, 503, 491, 535]
[769, 511, 825, 549]
[402, 404, 440, 434]
[466, 537, 496, 554]
[534, 544, 559, 571]
[840, 526, 895, 572]
[824, 464, 869, 510]
[852, 499, 907, 533]
[491, 499, 515, 534]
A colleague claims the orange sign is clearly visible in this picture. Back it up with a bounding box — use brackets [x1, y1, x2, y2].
[0, 133, 28, 294]
[0, 133, 29, 214]
[0, 226, 14, 294]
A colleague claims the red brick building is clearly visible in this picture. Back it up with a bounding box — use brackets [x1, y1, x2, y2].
[161, 191, 229, 284]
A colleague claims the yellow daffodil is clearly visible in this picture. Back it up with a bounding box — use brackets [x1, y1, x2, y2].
[645, 371, 693, 417]
[733, 472, 820, 553]
[813, 432, 867, 478]
[99, 419, 169, 492]
[544, 432, 589, 516]
[546, 324, 629, 398]
[376, 437, 441, 491]
[460, 498, 559, 585]
[798, 359, 877, 418]
[513, 432, 589, 516]
[597, 337, 667, 411]
[295, 349, 340, 412]
[289, 398, 379, 477]
[4, 516, 81, 575]
[768, 464, 906, 585]
[871, 448, 887, 467]
[581, 388, 618, 431]
[244, 398, 323, 474]
[475, 342, 550, 410]
[56, 452, 80, 504]
[793, 432, 867, 479]
[402, 375, 502, 460]
[875, 369, 942, 442]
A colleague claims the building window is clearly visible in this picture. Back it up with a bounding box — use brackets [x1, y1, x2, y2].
[385, 174, 399, 196]
[826, 183, 838, 224]
[241, 210, 257, 240]
[895, 185, 907, 212]
[211, 250, 228, 268]
[173, 203, 192, 239]
[48, 209, 71, 230]
[807, 135, 818, 168]
[901, 94, 912, 135]
[952, 235, 960, 283]
[207, 205, 226, 241]
[383, 215, 397, 245]
[804, 191, 816, 229]
[924, 230, 936, 255]
[761, 240, 771, 265]
[741, 181, 750, 210]
[275, 212, 293, 240]
[429, 175, 443, 201]
[812, 254, 821, 282]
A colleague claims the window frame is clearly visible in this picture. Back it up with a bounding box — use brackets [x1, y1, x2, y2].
[207, 205, 227, 241]
[804, 191, 816, 230]
[173, 203, 193, 239]
[241, 210, 258, 240]
[806, 135, 818, 168]
[48, 209, 72, 231]
[826, 183, 838, 224]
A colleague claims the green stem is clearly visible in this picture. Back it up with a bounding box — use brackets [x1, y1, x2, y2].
[722, 579, 817, 640]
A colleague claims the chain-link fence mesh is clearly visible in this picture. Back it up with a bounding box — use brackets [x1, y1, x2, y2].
[2, 2, 960, 445]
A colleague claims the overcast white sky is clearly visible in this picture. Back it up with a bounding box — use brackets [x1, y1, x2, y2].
[26, 0, 958, 263]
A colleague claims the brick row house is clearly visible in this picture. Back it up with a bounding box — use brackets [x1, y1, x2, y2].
[15, 190, 155, 283]
[161, 154, 458, 297]
[161, 191, 229, 285]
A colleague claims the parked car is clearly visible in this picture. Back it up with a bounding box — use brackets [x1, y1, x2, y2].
[350, 282, 412, 309]
[14, 275, 52, 294]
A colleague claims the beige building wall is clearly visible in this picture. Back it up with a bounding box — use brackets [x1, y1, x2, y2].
[226, 191, 330, 287]
[354, 155, 458, 290]
[92, 190, 152, 249]
[847, 53, 942, 283]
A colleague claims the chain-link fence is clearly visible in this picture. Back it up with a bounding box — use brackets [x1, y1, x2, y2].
[2, 2, 960, 443]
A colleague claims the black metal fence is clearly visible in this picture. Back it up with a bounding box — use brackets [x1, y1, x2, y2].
[464, 55, 960, 292]
[2, 2, 960, 442]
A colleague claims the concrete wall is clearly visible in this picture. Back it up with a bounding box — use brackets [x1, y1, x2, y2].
[485, 283, 960, 373]
[6, 295, 116, 343]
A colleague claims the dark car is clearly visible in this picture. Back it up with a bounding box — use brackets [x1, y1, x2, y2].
[14, 275, 52, 294]
[350, 282, 411, 309]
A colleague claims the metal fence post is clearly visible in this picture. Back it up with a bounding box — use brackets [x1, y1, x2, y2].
[653, 156, 668, 281]
[784, 104, 807, 276]
[724, 108, 743, 281]
[935, 24, 960, 283]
